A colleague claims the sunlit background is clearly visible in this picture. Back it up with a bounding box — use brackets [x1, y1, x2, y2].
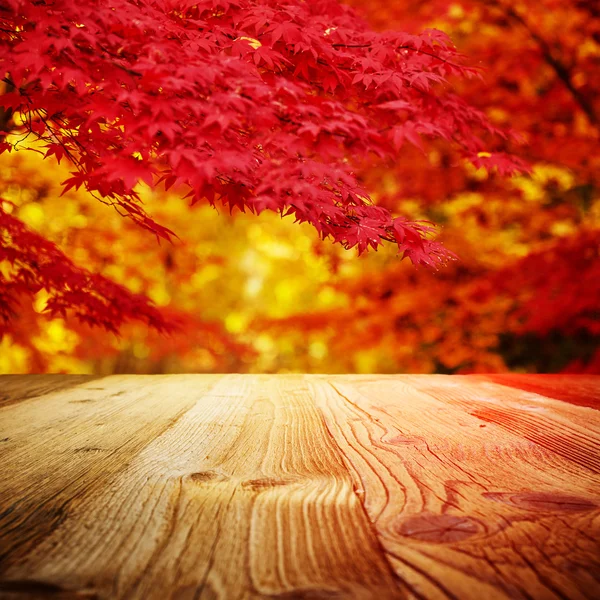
[1, 0, 599, 374]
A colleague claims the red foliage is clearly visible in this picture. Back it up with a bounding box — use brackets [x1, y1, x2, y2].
[265, 0, 597, 374]
[1, 0, 522, 269]
[0, 200, 170, 334]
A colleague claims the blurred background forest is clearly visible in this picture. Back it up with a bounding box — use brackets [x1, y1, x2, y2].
[1, 0, 599, 375]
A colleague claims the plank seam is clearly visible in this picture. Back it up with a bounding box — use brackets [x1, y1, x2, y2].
[310, 379, 414, 599]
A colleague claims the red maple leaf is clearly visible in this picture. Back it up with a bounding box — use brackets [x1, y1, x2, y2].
[0, 0, 523, 333]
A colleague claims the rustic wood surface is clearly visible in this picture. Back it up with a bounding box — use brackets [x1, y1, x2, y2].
[0, 375, 599, 600]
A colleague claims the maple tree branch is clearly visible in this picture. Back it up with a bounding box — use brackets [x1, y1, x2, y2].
[31, 110, 160, 230]
[490, 1, 597, 125]
[0, 78, 15, 136]
[91, 41, 143, 78]
[331, 43, 373, 48]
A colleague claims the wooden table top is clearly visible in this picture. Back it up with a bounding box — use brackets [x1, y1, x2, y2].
[0, 374, 599, 599]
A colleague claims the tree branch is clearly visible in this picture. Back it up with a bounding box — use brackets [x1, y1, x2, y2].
[0, 78, 15, 136]
[491, 1, 597, 125]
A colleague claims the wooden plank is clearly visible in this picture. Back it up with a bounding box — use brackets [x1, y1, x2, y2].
[0, 375, 221, 574]
[469, 374, 600, 410]
[310, 375, 600, 600]
[0, 375, 98, 409]
[410, 376, 600, 475]
[0, 375, 404, 599]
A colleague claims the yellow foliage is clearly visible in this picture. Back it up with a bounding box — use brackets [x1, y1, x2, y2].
[0, 336, 30, 373]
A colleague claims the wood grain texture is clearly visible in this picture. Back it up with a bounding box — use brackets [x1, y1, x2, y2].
[0, 374, 599, 600]
[310, 375, 600, 600]
[470, 374, 600, 410]
[0, 375, 403, 599]
[0, 375, 98, 409]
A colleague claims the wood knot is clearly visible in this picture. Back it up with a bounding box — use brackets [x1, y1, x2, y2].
[188, 471, 227, 484]
[396, 514, 482, 543]
[241, 477, 293, 491]
[482, 491, 597, 512]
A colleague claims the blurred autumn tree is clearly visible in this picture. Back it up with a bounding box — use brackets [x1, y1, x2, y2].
[1, 0, 598, 374]
[263, 0, 600, 374]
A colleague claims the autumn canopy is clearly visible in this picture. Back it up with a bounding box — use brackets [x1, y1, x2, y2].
[0, 0, 598, 374]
